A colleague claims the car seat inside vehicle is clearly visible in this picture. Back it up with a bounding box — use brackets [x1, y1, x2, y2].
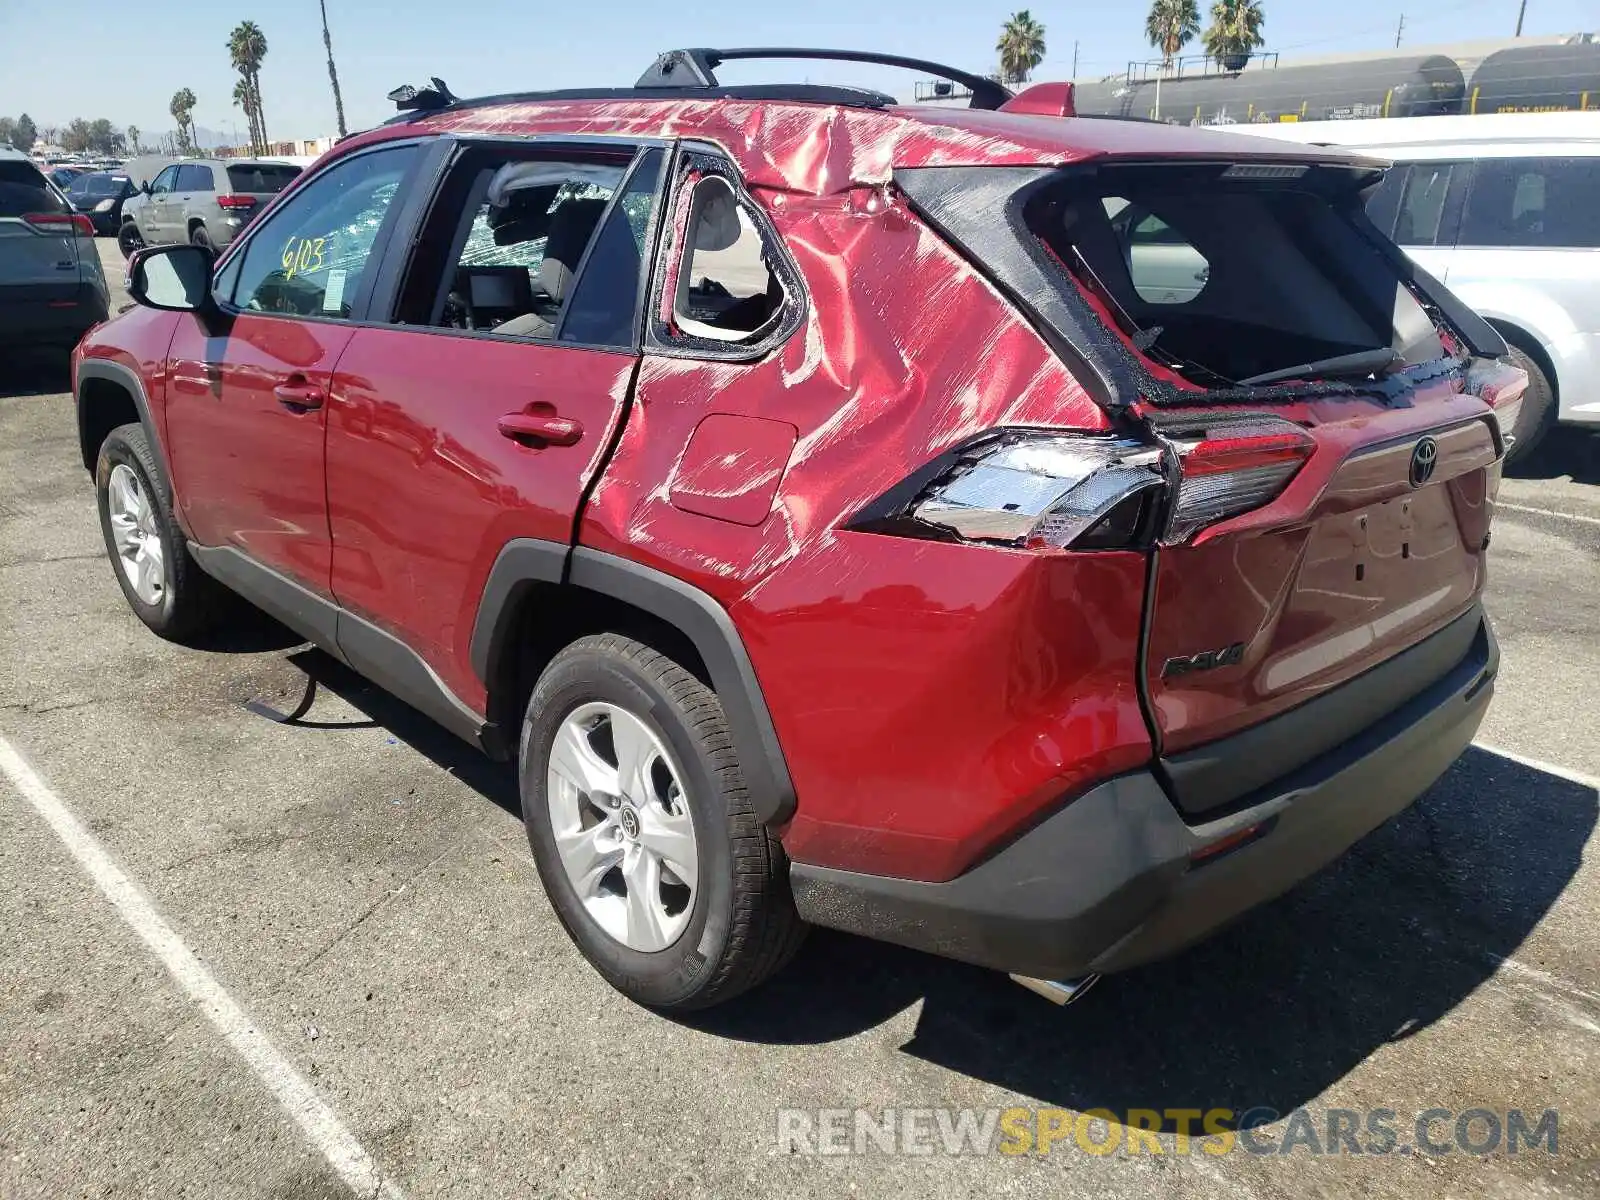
[433, 159, 622, 338]
[673, 175, 785, 341]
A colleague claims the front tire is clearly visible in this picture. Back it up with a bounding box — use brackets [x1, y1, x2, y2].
[95, 423, 217, 643]
[117, 222, 144, 258]
[520, 634, 805, 1010]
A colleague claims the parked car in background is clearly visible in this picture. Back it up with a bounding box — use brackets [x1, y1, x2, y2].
[120, 158, 301, 255]
[1234, 111, 1600, 460]
[47, 164, 89, 190]
[75, 53, 1519, 1011]
[0, 147, 109, 354]
[65, 171, 135, 236]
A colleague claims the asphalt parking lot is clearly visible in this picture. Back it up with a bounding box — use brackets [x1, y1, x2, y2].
[1, 240, 1597, 1199]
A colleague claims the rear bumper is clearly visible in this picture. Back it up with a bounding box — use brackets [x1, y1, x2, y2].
[790, 610, 1496, 980]
[0, 283, 110, 347]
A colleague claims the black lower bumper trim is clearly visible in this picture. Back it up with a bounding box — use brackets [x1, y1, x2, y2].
[789, 615, 1497, 980]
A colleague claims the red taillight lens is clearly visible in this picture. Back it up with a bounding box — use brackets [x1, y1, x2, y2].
[23, 212, 95, 237]
[1166, 420, 1315, 543]
[215, 194, 256, 210]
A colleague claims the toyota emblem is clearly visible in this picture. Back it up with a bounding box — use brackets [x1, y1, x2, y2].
[1409, 436, 1438, 488]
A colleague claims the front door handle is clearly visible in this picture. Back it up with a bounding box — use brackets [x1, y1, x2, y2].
[497, 409, 583, 447]
[273, 379, 324, 412]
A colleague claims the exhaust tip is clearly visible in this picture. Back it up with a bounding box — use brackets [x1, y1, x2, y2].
[1009, 973, 1101, 1006]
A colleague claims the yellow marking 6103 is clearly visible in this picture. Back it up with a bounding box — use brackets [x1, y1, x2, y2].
[279, 235, 328, 280]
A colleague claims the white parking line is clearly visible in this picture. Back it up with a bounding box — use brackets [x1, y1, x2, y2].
[1497, 501, 1600, 528]
[1472, 740, 1600, 790]
[0, 734, 405, 1200]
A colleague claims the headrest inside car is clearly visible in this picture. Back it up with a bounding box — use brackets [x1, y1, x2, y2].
[687, 176, 744, 253]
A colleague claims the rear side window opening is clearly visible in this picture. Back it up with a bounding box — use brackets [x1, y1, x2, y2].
[1026, 163, 1446, 390]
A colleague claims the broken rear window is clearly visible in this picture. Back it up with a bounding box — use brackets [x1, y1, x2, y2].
[1025, 163, 1445, 389]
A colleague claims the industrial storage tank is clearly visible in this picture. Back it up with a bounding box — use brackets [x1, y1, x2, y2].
[1467, 41, 1600, 112]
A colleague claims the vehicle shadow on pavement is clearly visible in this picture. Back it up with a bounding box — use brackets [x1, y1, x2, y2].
[1507, 429, 1600, 485]
[0, 355, 73, 400]
[689, 747, 1597, 1131]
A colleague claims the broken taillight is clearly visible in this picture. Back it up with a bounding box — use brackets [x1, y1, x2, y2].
[1466, 358, 1530, 450]
[1164, 419, 1316, 543]
[859, 420, 1316, 552]
[894, 434, 1166, 550]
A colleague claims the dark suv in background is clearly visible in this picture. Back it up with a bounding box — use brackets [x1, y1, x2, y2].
[1, 147, 109, 356]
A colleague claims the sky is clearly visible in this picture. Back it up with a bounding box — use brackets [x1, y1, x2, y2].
[0, 0, 1594, 142]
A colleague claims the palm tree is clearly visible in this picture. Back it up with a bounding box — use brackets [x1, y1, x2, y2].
[227, 21, 270, 152]
[169, 89, 197, 153]
[126, 125, 140, 154]
[1146, 0, 1202, 69]
[232, 79, 261, 153]
[996, 11, 1047, 87]
[1203, 0, 1266, 70]
[319, 0, 348, 138]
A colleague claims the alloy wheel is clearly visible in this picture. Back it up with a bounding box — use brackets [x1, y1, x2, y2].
[546, 702, 699, 952]
[107, 463, 166, 606]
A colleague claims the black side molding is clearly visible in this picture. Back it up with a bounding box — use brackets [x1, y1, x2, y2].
[190, 544, 490, 752]
[566, 549, 797, 826]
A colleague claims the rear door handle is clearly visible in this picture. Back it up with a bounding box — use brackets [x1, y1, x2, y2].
[273, 379, 324, 412]
[498, 410, 583, 447]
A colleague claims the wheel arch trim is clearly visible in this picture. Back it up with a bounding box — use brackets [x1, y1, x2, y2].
[76, 358, 167, 477]
[470, 540, 798, 827]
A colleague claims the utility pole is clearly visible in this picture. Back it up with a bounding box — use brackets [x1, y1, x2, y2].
[1515, 0, 1527, 36]
[1072, 40, 1079, 78]
[1395, 14, 1405, 47]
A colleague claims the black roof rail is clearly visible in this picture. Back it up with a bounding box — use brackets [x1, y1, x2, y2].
[637, 47, 1013, 110]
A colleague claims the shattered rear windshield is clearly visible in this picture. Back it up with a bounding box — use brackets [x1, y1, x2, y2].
[1026, 164, 1444, 389]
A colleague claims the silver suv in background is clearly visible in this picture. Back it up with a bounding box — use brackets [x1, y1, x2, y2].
[120, 158, 301, 256]
[1235, 112, 1600, 461]
[0, 147, 109, 356]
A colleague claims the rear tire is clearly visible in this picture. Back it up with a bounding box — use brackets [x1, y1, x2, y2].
[520, 634, 805, 1010]
[94, 423, 218, 643]
[1503, 345, 1556, 464]
[117, 222, 144, 259]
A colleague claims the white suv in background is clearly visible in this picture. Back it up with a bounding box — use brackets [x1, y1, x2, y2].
[1235, 112, 1600, 461]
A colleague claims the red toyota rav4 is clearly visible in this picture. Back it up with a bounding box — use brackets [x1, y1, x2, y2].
[74, 50, 1522, 1011]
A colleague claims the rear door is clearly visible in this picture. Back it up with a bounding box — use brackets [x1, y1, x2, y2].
[0, 160, 81, 305]
[174, 163, 215, 237]
[324, 141, 667, 705]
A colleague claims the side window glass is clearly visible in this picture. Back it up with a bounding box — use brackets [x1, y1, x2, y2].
[150, 166, 178, 196]
[560, 149, 664, 347]
[1363, 166, 1407, 238]
[1105, 197, 1210, 305]
[179, 165, 214, 192]
[670, 174, 784, 342]
[232, 144, 418, 319]
[1394, 163, 1453, 246]
[431, 158, 626, 339]
[1461, 158, 1600, 249]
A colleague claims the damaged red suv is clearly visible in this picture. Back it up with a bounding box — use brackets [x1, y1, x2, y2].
[74, 49, 1522, 1010]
